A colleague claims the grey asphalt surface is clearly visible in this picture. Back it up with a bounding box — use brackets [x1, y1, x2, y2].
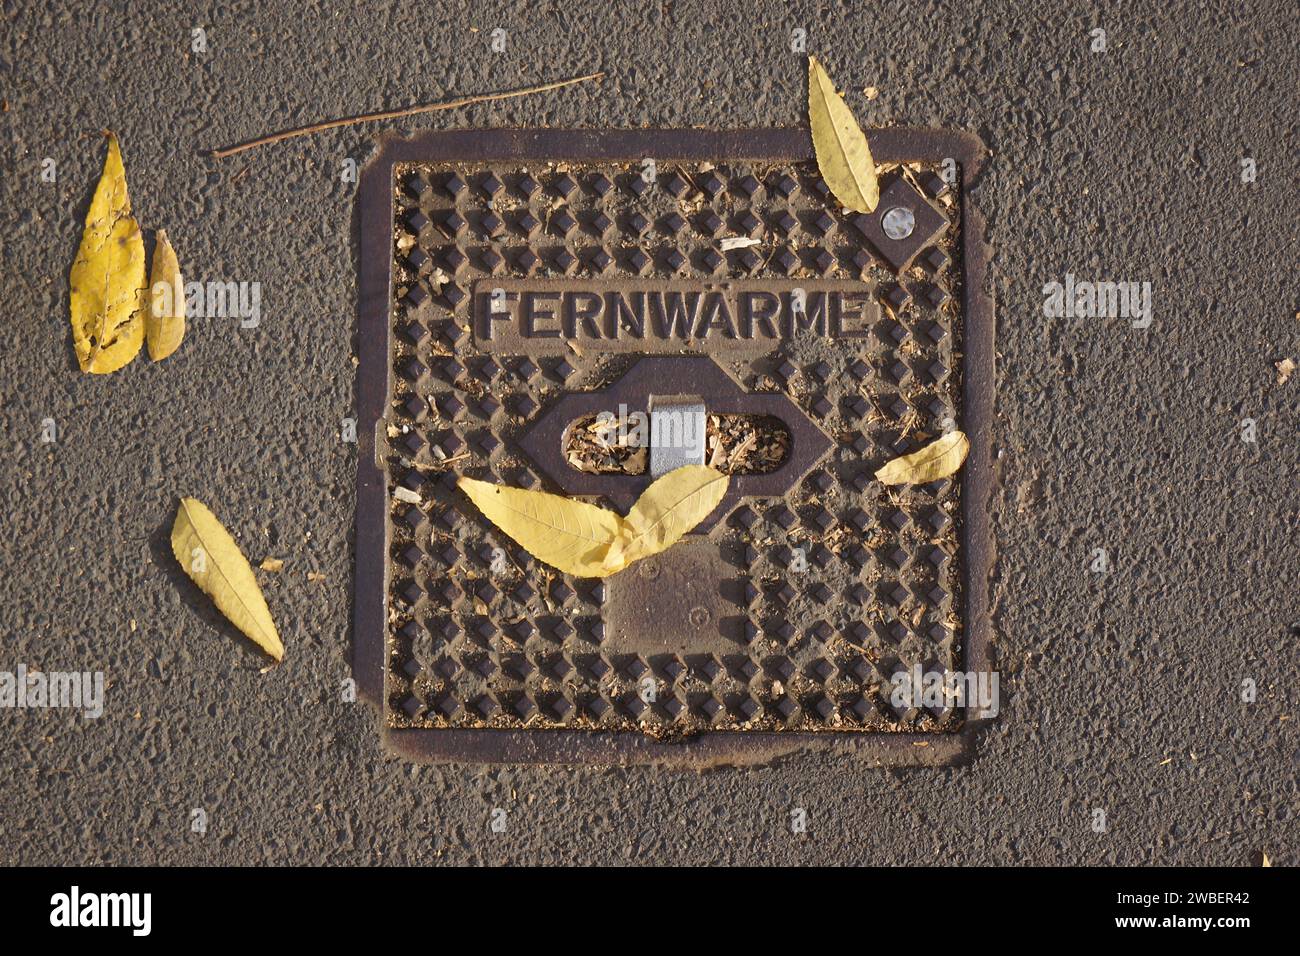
[1, 0, 1296, 865]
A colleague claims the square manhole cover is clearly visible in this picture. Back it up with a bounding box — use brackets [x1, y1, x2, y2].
[354, 129, 993, 766]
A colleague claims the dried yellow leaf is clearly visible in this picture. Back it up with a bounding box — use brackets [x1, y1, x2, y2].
[69, 132, 146, 373]
[602, 465, 729, 573]
[808, 56, 879, 212]
[458, 476, 624, 577]
[459, 465, 729, 578]
[875, 431, 970, 485]
[146, 229, 185, 361]
[170, 497, 284, 661]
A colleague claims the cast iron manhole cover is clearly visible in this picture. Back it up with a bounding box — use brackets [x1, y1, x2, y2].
[355, 129, 992, 765]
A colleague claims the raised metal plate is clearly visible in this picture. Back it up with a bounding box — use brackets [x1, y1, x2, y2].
[355, 129, 993, 766]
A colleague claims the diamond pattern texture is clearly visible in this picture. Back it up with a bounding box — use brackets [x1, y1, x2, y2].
[385, 160, 964, 735]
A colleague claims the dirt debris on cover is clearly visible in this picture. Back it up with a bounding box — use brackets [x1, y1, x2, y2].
[562, 412, 791, 475]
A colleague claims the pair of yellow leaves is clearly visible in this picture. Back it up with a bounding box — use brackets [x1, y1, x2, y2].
[170, 498, 283, 661]
[459, 434, 968, 580]
[459, 465, 729, 578]
[69, 133, 184, 373]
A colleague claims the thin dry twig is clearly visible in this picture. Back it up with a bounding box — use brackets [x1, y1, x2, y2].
[398, 453, 471, 472]
[208, 71, 606, 159]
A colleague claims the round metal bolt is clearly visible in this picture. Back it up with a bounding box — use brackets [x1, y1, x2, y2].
[881, 206, 915, 241]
